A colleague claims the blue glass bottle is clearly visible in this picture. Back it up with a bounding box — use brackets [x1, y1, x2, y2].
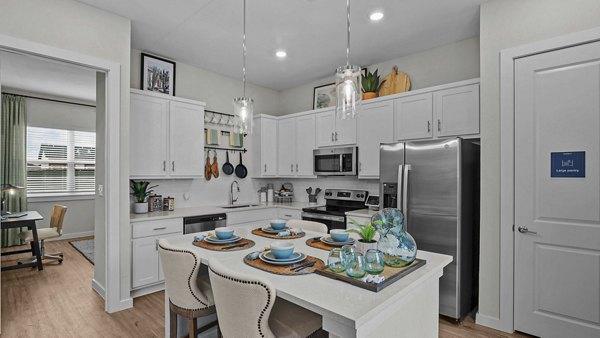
[372, 208, 417, 267]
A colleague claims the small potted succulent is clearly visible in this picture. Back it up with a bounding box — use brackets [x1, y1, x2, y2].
[346, 219, 379, 253]
[361, 69, 386, 100]
[130, 180, 158, 214]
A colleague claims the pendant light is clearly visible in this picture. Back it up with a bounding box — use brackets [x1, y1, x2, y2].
[233, 0, 254, 134]
[335, 0, 361, 120]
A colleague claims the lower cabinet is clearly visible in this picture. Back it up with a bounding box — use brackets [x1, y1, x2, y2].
[277, 208, 302, 221]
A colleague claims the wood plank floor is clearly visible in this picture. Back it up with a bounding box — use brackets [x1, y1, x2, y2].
[1, 237, 533, 337]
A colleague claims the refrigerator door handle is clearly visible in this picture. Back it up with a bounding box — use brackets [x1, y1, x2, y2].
[402, 164, 411, 227]
[397, 164, 403, 209]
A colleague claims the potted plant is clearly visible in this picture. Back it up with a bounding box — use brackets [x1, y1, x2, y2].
[361, 69, 386, 100]
[346, 219, 379, 253]
[130, 180, 158, 214]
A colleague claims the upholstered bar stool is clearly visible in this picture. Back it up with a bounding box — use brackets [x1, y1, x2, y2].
[208, 258, 323, 338]
[286, 219, 328, 234]
[158, 239, 218, 338]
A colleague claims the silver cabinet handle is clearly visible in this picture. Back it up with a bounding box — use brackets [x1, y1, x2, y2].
[155, 239, 159, 251]
[153, 227, 167, 231]
[427, 121, 431, 133]
[264, 164, 267, 172]
[296, 164, 298, 172]
[163, 160, 166, 171]
[331, 132, 334, 142]
[291, 164, 293, 172]
[359, 161, 362, 172]
[437, 119, 441, 132]
[284, 214, 293, 218]
[518, 226, 538, 235]
[172, 161, 175, 171]
[335, 132, 338, 141]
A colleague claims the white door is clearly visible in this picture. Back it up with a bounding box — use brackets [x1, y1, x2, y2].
[315, 109, 336, 147]
[261, 118, 278, 176]
[394, 93, 433, 141]
[358, 100, 394, 178]
[277, 117, 296, 176]
[131, 236, 159, 288]
[130, 94, 169, 177]
[434, 84, 479, 137]
[169, 101, 204, 177]
[334, 113, 357, 146]
[514, 41, 600, 338]
[295, 114, 316, 177]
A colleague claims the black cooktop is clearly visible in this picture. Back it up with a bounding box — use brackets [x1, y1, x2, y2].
[302, 205, 362, 216]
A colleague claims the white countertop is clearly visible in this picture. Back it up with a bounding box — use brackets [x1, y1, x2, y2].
[345, 208, 379, 218]
[163, 226, 452, 336]
[130, 201, 322, 223]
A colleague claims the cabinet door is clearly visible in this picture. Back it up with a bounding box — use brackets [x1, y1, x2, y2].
[169, 101, 204, 177]
[157, 233, 182, 282]
[277, 117, 296, 176]
[434, 84, 480, 137]
[334, 114, 357, 146]
[132, 236, 159, 289]
[315, 110, 336, 147]
[295, 114, 316, 177]
[261, 118, 278, 176]
[358, 101, 394, 178]
[130, 94, 169, 177]
[394, 93, 433, 141]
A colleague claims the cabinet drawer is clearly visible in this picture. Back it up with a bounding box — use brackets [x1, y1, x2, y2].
[132, 218, 182, 239]
[277, 208, 302, 220]
[227, 208, 277, 225]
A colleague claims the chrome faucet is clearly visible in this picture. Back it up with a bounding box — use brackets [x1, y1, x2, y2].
[230, 181, 240, 205]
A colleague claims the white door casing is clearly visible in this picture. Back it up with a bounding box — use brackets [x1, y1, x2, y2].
[514, 41, 600, 338]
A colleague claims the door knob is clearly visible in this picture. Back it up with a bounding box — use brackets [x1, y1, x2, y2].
[517, 226, 537, 235]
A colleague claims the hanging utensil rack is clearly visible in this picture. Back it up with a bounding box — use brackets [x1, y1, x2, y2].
[205, 146, 247, 153]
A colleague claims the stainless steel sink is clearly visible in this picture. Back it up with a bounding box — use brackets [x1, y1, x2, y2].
[220, 204, 260, 209]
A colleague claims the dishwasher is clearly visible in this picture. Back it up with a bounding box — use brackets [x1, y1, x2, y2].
[183, 213, 227, 234]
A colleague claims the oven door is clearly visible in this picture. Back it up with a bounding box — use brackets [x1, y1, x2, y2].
[301, 212, 346, 231]
[313, 147, 357, 176]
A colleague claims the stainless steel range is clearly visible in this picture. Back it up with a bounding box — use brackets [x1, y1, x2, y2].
[301, 189, 368, 231]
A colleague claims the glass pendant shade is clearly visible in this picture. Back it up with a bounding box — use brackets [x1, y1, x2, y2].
[233, 96, 253, 134]
[336, 65, 362, 120]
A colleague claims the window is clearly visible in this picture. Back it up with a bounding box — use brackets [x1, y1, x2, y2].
[26, 126, 95, 195]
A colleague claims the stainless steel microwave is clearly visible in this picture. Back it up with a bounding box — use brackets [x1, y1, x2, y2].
[313, 146, 357, 176]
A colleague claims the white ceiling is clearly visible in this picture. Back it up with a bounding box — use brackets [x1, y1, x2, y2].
[1, 51, 97, 102]
[79, 0, 487, 90]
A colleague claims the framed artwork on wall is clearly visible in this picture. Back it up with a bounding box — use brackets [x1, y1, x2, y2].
[313, 83, 336, 109]
[141, 53, 176, 96]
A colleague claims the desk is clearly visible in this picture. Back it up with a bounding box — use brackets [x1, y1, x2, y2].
[1, 211, 43, 271]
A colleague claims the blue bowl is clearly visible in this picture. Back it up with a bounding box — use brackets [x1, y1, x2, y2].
[270, 242, 295, 259]
[215, 227, 234, 240]
[270, 219, 287, 230]
[330, 229, 350, 242]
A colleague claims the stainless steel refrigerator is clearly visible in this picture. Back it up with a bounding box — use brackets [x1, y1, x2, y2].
[379, 137, 480, 319]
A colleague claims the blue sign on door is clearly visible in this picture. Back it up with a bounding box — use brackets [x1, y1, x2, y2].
[551, 151, 585, 178]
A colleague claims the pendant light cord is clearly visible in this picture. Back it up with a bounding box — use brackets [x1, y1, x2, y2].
[242, 0, 247, 97]
[346, 0, 351, 67]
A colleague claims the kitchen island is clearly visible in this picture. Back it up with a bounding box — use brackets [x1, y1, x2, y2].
[162, 226, 452, 338]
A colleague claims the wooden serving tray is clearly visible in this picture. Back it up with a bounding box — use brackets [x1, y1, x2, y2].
[193, 238, 255, 252]
[243, 255, 324, 276]
[315, 259, 426, 292]
[251, 228, 306, 240]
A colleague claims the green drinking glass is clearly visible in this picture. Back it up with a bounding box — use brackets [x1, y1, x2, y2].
[364, 249, 385, 275]
[344, 251, 366, 278]
[328, 248, 345, 273]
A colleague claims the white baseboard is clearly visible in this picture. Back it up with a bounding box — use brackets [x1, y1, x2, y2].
[130, 282, 165, 298]
[92, 279, 106, 299]
[49, 231, 95, 241]
[475, 312, 513, 333]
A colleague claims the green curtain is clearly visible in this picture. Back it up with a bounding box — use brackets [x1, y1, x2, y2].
[1, 94, 27, 247]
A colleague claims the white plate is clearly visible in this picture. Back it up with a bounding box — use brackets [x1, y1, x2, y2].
[259, 252, 306, 265]
[204, 235, 242, 244]
[262, 251, 304, 262]
[261, 226, 289, 234]
[320, 236, 355, 246]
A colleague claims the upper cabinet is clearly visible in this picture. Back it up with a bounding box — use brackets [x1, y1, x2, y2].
[316, 108, 357, 147]
[278, 113, 316, 178]
[130, 90, 205, 179]
[434, 84, 479, 137]
[358, 100, 394, 179]
[251, 116, 278, 177]
[394, 93, 433, 141]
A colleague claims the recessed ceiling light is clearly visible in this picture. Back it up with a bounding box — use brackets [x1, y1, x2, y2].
[369, 11, 384, 21]
[275, 50, 287, 58]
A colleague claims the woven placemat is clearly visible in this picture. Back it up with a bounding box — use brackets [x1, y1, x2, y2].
[251, 228, 306, 240]
[193, 238, 255, 252]
[243, 254, 324, 275]
[305, 237, 349, 251]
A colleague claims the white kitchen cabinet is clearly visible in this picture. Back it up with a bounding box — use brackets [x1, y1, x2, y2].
[315, 108, 357, 147]
[130, 90, 205, 178]
[294, 114, 316, 177]
[434, 84, 480, 137]
[252, 116, 278, 177]
[277, 208, 302, 220]
[358, 100, 394, 179]
[277, 117, 296, 176]
[394, 93, 433, 141]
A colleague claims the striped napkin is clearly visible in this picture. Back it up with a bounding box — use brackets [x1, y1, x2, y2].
[206, 129, 220, 145]
[229, 132, 244, 148]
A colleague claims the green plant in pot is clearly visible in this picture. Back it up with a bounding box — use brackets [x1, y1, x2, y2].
[361, 69, 386, 100]
[346, 219, 379, 253]
[130, 180, 158, 214]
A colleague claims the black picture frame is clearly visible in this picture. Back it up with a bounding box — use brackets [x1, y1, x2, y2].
[313, 82, 336, 110]
[141, 53, 176, 96]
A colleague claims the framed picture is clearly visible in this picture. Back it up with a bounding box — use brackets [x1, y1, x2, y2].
[141, 53, 176, 96]
[313, 83, 336, 109]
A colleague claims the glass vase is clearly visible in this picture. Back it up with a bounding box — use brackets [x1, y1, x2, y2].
[372, 208, 417, 267]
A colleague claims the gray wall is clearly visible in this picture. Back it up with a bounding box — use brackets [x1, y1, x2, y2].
[279, 37, 480, 115]
[478, 0, 600, 321]
[131, 49, 283, 116]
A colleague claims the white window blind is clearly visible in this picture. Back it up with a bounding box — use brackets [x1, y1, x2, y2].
[26, 126, 96, 195]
